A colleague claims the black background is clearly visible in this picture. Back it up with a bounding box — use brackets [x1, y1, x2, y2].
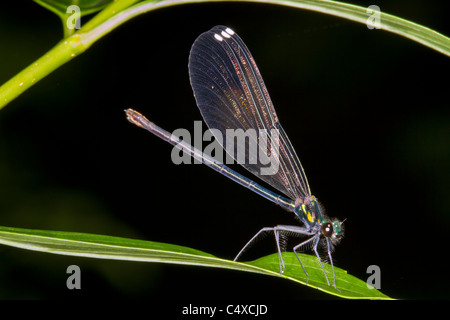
[0, 0, 449, 300]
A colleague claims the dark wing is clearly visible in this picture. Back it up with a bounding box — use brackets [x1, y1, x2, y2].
[188, 25, 311, 201]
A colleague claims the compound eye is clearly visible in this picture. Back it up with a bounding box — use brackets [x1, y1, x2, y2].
[321, 222, 333, 238]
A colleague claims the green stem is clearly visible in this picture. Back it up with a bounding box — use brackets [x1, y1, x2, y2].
[0, 34, 86, 108]
[1, 0, 449, 110]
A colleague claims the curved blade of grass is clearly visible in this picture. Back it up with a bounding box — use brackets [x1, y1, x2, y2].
[0, 226, 390, 299]
[82, 0, 450, 56]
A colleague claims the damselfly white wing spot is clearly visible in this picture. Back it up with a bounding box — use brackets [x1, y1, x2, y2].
[214, 34, 223, 41]
[225, 27, 235, 35]
[221, 30, 231, 38]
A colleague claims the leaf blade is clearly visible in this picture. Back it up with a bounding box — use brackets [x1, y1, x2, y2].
[0, 226, 391, 299]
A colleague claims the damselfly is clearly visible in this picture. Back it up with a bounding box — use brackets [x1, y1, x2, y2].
[126, 25, 344, 289]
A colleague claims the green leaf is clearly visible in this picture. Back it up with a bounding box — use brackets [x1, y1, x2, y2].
[34, 0, 113, 17]
[0, 226, 391, 299]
